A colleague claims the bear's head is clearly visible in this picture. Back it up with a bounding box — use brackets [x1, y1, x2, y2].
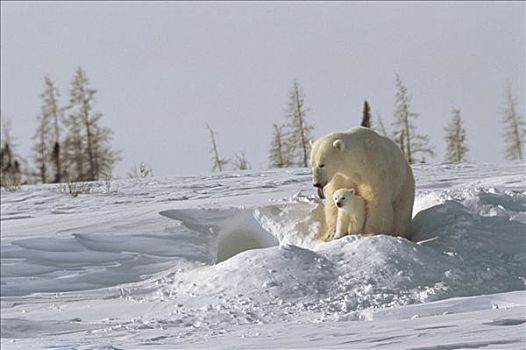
[310, 136, 346, 198]
[332, 188, 356, 209]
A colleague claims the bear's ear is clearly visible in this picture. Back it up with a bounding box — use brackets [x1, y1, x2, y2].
[309, 140, 314, 147]
[348, 188, 355, 195]
[332, 139, 345, 151]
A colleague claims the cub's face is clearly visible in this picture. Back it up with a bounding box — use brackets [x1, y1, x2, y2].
[333, 188, 355, 209]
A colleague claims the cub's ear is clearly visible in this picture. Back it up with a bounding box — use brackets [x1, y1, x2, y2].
[332, 139, 345, 151]
[309, 140, 314, 147]
[348, 188, 355, 195]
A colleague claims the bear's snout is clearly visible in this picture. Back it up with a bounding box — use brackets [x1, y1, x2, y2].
[336, 201, 343, 208]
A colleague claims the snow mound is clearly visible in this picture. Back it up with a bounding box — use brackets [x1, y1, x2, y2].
[1, 163, 525, 348]
[159, 208, 278, 263]
[141, 187, 525, 327]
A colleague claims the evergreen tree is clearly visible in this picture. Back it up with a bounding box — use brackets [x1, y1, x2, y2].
[392, 74, 434, 164]
[444, 108, 468, 163]
[361, 100, 371, 128]
[269, 124, 292, 168]
[501, 83, 525, 160]
[285, 80, 314, 167]
[206, 124, 228, 172]
[66, 67, 118, 181]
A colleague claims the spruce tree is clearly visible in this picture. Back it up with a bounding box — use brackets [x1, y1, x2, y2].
[361, 100, 371, 128]
[444, 108, 468, 163]
[501, 83, 525, 160]
[285, 80, 314, 167]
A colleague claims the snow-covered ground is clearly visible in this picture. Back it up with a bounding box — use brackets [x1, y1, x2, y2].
[1, 162, 525, 349]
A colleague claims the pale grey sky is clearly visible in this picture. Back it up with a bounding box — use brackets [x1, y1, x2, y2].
[1, 2, 524, 177]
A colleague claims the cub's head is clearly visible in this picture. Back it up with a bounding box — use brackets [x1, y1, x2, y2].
[333, 188, 356, 209]
[310, 136, 346, 199]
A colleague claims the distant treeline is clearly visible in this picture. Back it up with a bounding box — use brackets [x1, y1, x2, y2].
[1, 72, 524, 189]
[1, 67, 120, 189]
[208, 75, 524, 172]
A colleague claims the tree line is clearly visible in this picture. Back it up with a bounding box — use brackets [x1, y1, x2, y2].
[207, 79, 315, 172]
[371, 76, 523, 165]
[1, 67, 119, 189]
[1, 73, 524, 188]
[209, 75, 525, 172]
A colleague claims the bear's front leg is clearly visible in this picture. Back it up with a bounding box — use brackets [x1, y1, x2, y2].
[320, 231, 334, 242]
[364, 199, 393, 235]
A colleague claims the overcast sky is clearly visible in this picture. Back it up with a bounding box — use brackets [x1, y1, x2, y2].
[1, 2, 524, 177]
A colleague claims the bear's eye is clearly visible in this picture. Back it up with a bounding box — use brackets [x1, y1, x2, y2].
[319, 164, 325, 168]
[342, 197, 345, 200]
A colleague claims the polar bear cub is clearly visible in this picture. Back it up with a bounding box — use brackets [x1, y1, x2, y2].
[332, 188, 366, 239]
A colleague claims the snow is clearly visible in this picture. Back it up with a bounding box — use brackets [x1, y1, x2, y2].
[1, 162, 525, 349]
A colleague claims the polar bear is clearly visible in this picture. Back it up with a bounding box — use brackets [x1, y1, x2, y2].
[332, 188, 366, 240]
[310, 127, 415, 241]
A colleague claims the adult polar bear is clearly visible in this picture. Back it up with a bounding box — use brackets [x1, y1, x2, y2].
[310, 127, 415, 241]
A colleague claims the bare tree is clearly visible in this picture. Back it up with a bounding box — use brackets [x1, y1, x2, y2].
[501, 83, 525, 160]
[0, 118, 22, 189]
[392, 74, 434, 164]
[269, 123, 292, 168]
[206, 124, 228, 172]
[91, 125, 120, 179]
[375, 113, 388, 136]
[41, 77, 64, 183]
[32, 113, 50, 183]
[32, 77, 64, 184]
[63, 111, 85, 181]
[233, 152, 250, 170]
[128, 162, 153, 178]
[412, 134, 435, 163]
[285, 80, 314, 167]
[66, 67, 118, 181]
[361, 100, 371, 128]
[68, 67, 96, 180]
[444, 107, 468, 162]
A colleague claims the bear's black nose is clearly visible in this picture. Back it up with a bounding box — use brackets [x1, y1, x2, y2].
[336, 202, 343, 208]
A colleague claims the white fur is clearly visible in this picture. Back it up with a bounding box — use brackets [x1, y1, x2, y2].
[310, 127, 415, 241]
[332, 188, 366, 239]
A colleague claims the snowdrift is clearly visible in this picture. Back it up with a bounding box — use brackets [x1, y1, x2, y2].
[1, 163, 525, 348]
